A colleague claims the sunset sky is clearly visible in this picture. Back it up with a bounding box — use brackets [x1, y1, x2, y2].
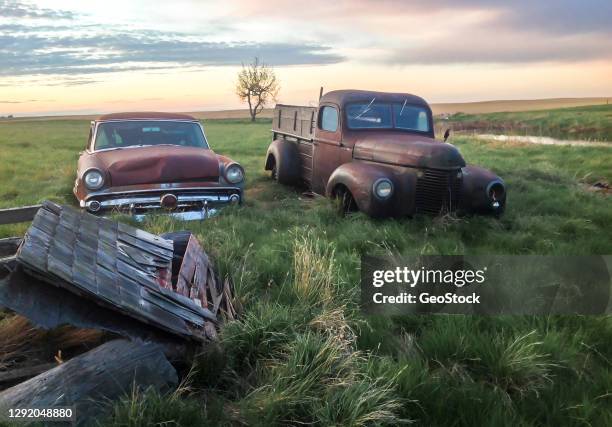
[1, 0, 611, 116]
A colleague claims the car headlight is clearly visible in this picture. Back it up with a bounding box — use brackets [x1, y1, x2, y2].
[373, 178, 393, 199]
[84, 169, 104, 190]
[225, 164, 244, 184]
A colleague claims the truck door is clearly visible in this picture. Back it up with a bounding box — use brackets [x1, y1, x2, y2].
[312, 104, 341, 195]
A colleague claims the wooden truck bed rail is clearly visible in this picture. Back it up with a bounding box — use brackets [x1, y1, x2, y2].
[272, 104, 317, 141]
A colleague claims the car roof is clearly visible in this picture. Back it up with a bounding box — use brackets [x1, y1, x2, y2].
[320, 90, 429, 108]
[96, 112, 198, 121]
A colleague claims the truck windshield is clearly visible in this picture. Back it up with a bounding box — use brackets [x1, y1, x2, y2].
[346, 101, 430, 132]
[94, 121, 209, 150]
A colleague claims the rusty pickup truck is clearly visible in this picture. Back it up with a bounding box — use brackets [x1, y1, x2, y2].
[265, 90, 506, 217]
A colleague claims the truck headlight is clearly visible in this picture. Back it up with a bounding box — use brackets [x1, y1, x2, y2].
[486, 181, 505, 209]
[225, 164, 244, 184]
[373, 178, 393, 199]
[84, 169, 104, 190]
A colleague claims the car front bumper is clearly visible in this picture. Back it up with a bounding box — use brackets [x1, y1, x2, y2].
[80, 184, 243, 219]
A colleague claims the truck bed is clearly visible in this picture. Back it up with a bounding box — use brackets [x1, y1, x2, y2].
[272, 104, 317, 140]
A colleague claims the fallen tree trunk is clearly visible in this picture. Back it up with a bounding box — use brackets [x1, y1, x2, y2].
[0, 339, 177, 425]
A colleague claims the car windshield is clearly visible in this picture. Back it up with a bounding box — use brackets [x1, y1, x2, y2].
[94, 121, 208, 150]
[345, 100, 430, 132]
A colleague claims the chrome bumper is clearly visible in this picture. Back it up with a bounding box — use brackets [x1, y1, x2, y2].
[81, 187, 242, 217]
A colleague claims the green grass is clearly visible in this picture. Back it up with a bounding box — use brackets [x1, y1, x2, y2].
[440, 104, 612, 141]
[1, 116, 611, 426]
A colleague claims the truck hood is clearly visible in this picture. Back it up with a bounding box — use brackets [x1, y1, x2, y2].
[352, 132, 465, 170]
[93, 145, 219, 187]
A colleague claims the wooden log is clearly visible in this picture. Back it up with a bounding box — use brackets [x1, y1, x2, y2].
[0, 339, 177, 425]
[0, 205, 41, 225]
[0, 363, 56, 386]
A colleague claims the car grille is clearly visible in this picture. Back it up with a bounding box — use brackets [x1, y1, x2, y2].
[415, 168, 461, 215]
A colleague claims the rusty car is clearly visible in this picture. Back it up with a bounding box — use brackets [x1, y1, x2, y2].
[74, 112, 244, 220]
[265, 90, 506, 217]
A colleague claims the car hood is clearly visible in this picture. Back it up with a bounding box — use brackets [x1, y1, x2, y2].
[93, 145, 219, 187]
[352, 132, 466, 170]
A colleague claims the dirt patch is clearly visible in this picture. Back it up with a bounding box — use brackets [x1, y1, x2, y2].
[583, 181, 612, 195]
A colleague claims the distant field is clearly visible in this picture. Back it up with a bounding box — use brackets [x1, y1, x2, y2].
[0, 113, 611, 425]
[440, 104, 612, 142]
[3, 96, 610, 121]
[430, 97, 611, 115]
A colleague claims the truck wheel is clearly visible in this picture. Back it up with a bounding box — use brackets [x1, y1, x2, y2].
[336, 187, 358, 215]
[267, 154, 280, 181]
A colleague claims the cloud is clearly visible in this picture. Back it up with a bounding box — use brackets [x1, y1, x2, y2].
[387, 31, 612, 65]
[237, 0, 612, 36]
[0, 0, 75, 19]
[0, 14, 343, 82]
[0, 99, 50, 103]
[231, 0, 612, 64]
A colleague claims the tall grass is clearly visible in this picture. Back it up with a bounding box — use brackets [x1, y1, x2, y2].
[1, 117, 611, 425]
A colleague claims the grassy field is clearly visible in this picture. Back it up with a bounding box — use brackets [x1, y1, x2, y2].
[441, 104, 612, 142]
[0, 116, 611, 426]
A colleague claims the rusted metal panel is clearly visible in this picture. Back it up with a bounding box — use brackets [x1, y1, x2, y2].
[15, 201, 219, 341]
[97, 112, 198, 121]
[0, 205, 41, 225]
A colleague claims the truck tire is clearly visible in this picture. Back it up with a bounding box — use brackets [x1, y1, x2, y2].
[266, 139, 300, 186]
[335, 185, 358, 215]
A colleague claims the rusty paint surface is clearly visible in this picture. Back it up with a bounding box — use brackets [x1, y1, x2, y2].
[266, 90, 506, 217]
[97, 112, 198, 121]
[74, 113, 244, 215]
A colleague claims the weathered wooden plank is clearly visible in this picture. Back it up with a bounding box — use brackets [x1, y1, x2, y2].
[0, 363, 56, 385]
[0, 238, 21, 259]
[0, 205, 41, 225]
[14, 202, 225, 342]
[272, 104, 317, 140]
[0, 266, 188, 351]
[0, 339, 178, 425]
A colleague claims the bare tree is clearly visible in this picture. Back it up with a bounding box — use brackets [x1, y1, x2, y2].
[236, 57, 279, 122]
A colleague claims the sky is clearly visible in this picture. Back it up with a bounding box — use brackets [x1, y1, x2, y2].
[1, 0, 611, 116]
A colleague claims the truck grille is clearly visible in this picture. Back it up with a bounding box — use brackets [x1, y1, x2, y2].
[415, 169, 461, 215]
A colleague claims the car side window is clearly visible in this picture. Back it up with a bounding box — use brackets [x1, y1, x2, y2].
[319, 106, 338, 132]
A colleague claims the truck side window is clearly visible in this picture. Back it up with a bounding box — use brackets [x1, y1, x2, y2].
[319, 106, 338, 132]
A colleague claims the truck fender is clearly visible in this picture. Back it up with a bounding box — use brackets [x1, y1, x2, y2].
[326, 162, 399, 217]
[265, 139, 300, 185]
[460, 165, 506, 215]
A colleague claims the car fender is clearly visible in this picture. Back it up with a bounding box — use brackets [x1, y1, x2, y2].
[217, 154, 245, 196]
[326, 162, 404, 217]
[265, 139, 301, 185]
[460, 165, 506, 214]
[74, 153, 110, 203]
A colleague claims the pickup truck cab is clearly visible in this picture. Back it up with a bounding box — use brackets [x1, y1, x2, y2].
[265, 90, 506, 217]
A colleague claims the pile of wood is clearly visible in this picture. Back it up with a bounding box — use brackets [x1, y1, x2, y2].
[0, 201, 235, 425]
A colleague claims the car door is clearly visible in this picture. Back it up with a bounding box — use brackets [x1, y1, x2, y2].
[312, 104, 342, 195]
